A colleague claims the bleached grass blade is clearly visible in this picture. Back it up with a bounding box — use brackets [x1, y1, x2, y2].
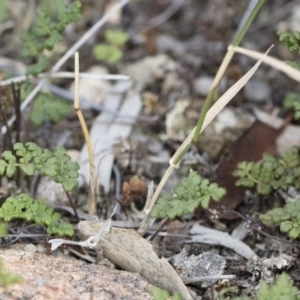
[232, 45, 300, 82]
[171, 46, 272, 163]
[138, 48, 270, 235]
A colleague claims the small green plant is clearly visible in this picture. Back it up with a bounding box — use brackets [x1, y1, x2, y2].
[233, 147, 300, 195]
[235, 273, 300, 300]
[0, 142, 79, 236]
[283, 92, 300, 120]
[0, 142, 79, 192]
[257, 272, 300, 300]
[0, 258, 22, 289]
[149, 287, 182, 300]
[0, 194, 74, 236]
[150, 171, 226, 219]
[93, 29, 129, 65]
[30, 92, 73, 125]
[278, 31, 300, 54]
[260, 198, 300, 239]
[20, 0, 82, 76]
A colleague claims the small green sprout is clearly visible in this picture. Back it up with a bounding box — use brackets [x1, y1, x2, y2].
[93, 29, 129, 65]
[233, 147, 300, 195]
[0, 194, 74, 236]
[283, 92, 300, 120]
[260, 198, 300, 239]
[0, 142, 79, 192]
[150, 171, 226, 219]
[150, 287, 182, 300]
[0, 259, 22, 289]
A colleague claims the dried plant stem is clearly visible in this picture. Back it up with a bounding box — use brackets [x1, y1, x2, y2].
[138, 0, 266, 235]
[74, 52, 97, 216]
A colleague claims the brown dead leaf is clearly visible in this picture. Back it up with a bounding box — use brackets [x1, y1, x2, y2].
[78, 221, 192, 300]
[208, 120, 284, 219]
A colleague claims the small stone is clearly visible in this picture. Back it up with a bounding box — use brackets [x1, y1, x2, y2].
[244, 78, 271, 102]
[194, 76, 226, 96]
[194, 76, 214, 96]
[23, 244, 36, 252]
[36, 245, 44, 254]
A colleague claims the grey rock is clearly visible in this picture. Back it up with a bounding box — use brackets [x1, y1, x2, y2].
[244, 78, 271, 102]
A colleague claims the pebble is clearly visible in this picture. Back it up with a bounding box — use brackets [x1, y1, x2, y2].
[194, 76, 226, 96]
[24, 243, 36, 252]
[244, 78, 271, 102]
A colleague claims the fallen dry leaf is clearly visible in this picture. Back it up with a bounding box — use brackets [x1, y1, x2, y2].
[209, 120, 284, 219]
[78, 221, 192, 300]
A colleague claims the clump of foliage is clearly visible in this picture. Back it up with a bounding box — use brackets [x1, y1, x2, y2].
[150, 171, 226, 219]
[257, 272, 300, 300]
[149, 287, 182, 300]
[20, 0, 82, 76]
[283, 92, 300, 120]
[0, 143, 78, 236]
[30, 92, 73, 125]
[278, 31, 300, 54]
[234, 273, 299, 300]
[233, 147, 300, 195]
[278, 31, 300, 71]
[260, 198, 300, 239]
[0, 194, 74, 236]
[93, 29, 129, 64]
[0, 258, 22, 289]
[0, 142, 79, 192]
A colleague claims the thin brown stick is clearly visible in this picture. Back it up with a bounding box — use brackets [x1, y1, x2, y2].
[74, 52, 97, 216]
[64, 191, 80, 223]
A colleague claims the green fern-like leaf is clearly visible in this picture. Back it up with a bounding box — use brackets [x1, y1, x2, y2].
[0, 143, 79, 193]
[234, 147, 300, 195]
[258, 273, 300, 300]
[20, 0, 82, 76]
[0, 194, 74, 236]
[150, 171, 226, 219]
[283, 92, 300, 120]
[278, 31, 300, 53]
[104, 29, 129, 46]
[260, 198, 300, 239]
[30, 93, 73, 125]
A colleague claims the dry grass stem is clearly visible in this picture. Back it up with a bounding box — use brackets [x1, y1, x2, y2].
[74, 52, 97, 216]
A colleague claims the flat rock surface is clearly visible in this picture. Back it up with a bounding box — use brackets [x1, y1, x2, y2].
[0, 249, 153, 300]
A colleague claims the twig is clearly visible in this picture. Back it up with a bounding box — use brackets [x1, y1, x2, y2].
[183, 274, 236, 284]
[0, 72, 129, 87]
[64, 191, 80, 223]
[1, 0, 129, 135]
[145, 0, 185, 29]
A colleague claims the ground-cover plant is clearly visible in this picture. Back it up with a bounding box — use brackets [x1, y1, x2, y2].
[21, 0, 82, 76]
[260, 198, 300, 239]
[0, 142, 80, 236]
[283, 92, 300, 120]
[93, 29, 129, 64]
[150, 171, 226, 220]
[233, 147, 300, 195]
[150, 287, 182, 300]
[0, 258, 22, 289]
[235, 272, 300, 300]
[30, 91, 73, 126]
